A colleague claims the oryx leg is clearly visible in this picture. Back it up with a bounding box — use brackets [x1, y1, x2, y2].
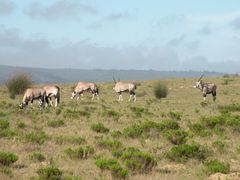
[96, 93, 99, 100]
[118, 92, 123, 101]
[212, 91, 216, 102]
[92, 93, 95, 100]
[203, 93, 207, 101]
[49, 97, 53, 106]
[55, 97, 58, 107]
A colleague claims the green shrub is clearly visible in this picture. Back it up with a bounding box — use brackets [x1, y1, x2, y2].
[29, 152, 46, 162]
[218, 103, 240, 113]
[47, 119, 64, 128]
[54, 136, 85, 145]
[212, 141, 227, 153]
[165, 144, 208, 162]
[101, 109, 120, 120]
[17, 121, 27, 129]
[123, 124, 144, 138]
[64, 146, 94, 159]
[5, 72, 32, 99]
[123, 120, 179, 138]
[97, 139, 122, 151]
[63, 109, 90, 119]
[200, 116, 225, 128]
[95, 156, 129, 179]
[162, 129, 188, 145]
[203, 159, 230, 175]
[190, 123, 211, 137]
[222, 79, 229, 85]
[0, 119, 9, 129]
[169, 111, 182, 121]
[25, 131, 47, 145]
[37, 166, 63, 180]
[153, 81, 168, 99]
[111, 130, 122, 138]
[91, 123, 109, 133]
[0, 152, 18, 166]
[113, 147, 157, 173]
[0, 129, 16, 139]
[130, 107, 151, 118]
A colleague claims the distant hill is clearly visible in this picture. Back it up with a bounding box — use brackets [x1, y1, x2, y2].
[0, 65, 224, 84]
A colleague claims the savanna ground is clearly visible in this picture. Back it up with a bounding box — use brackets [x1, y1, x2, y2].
[0, 76, 240, 180]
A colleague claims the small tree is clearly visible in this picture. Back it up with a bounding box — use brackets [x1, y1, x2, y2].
[154, 81, 168, 99]
[5, 72, 32, 99]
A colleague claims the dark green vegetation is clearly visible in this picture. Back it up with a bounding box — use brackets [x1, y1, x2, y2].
[37, 166, 63, 180]
[203, 159, 230, 175]
[153, 81, 168, 99]
[0, 152, 18, 166]
[5, 72, 32, 99]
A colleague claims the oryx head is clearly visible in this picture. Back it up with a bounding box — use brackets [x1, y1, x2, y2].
[113, 76, 120, 90]
[194, 73, 204, 88]
[19, 102, 26, 109]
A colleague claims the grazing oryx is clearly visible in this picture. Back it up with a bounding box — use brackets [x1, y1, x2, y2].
[71, 82, 99, 100]
[194, 74, 217, 101]
[43, 85, 60, 107]
[19, 88, 46, 109]
[113, 77, 137, 101]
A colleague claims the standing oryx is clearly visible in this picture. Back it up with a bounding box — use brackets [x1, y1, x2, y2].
[113, 77, 137, 101]
[43, 85, 60, 107]
[71, 82, 99, 100]
[19, 88, 46, 109]
[194, 74, 217, 101]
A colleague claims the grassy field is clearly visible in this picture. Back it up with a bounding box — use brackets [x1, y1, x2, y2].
[0, 76, 240, 180]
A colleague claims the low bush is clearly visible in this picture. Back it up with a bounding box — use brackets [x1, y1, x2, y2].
[64, 146, 94, 159]
[153, 81, 168, 99]
[101, 109, 120, 120]
[0, 129, 16, 139]
[203, 159, 230, 175]
[37, 166, 63, 180]
[54, 136, 85, 145]
[169, 111, 182, 121]
[63, 109, 90, 119]
[25, 131, 47, 145]
[97, 138, 122, 151]
[17, 121, 27, 129]
[47, 119, 64, 128]
[29, 152, 46, 162]
[113, 147, 157, 173]
[0, 119, 9, 129]
[111, 130, 122, 138]
[189, 123, 211, 137]
[130, 107, 151, 118]
[165, 144, 208, 162]
[0, 151, 18, 166]
[212, 140, 227, 153]
[123, 120, 179, 138]
[162, 129, 188, 145]
[91, 123, 109, 133]
[5, 72, 32, 99]
[95, 156, 129, 179]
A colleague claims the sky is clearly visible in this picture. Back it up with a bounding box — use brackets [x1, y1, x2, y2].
[0, 0, 240, 73]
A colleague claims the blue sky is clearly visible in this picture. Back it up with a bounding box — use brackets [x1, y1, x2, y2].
[0, 0, 240, 72]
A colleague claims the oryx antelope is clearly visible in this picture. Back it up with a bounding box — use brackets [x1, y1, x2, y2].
[194, 74, 217, 101]
[43, 85, 60, 107]
[19, 88, 46, 109]
[71, 82, 99, 100]
[113, 77, 137, 101]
